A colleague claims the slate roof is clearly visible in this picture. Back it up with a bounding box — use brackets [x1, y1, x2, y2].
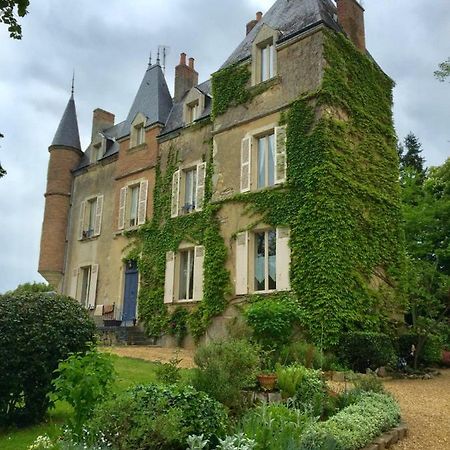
[51, 94, 81, 150]
[162, 79, 212, 135]
[118, 63, 173, 138]
[222, 0, 339, 68]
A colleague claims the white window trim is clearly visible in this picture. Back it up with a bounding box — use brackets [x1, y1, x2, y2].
[78, 195, 104, 240]
[118, 179, 148, 230]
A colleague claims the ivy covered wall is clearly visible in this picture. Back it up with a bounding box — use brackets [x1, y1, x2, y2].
[133, 29, 404, 348]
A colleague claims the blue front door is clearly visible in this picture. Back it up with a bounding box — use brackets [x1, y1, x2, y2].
[123, 261, 138, 324]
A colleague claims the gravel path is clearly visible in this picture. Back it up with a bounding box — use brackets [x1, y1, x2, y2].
[384, 369, 450, 450]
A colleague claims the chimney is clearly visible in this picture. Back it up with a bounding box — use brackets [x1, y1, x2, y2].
[336, 0, 365, 52]
[91, 108, 115, 141]
[246, 11, 263, 35]
[174, 52, 199, 102]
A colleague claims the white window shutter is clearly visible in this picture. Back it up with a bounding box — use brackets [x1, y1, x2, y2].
[164, 251, 175, 304]
[196, 162, 207, 212]
[118, 187, 127, 230]
[70, 268, 79, 299]
[171, 170, 181, 218]
[137, 180, 148, 225]
[240, 137, 252, 192]
[276, 227, 291, 291]
[275, 125, 287, 184]
[78, 201, 86, 240]
[193, 246, 205, 301]
[88, 264, 99, 306]
[94, 195, 104, 236]
[235, 231, 249, 295]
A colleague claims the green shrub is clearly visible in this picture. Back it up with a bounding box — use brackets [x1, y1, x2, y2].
[155, 351, 182, 384]
[0, 292, 96, 426]
[245, 298, 299, 349]
[193, 339, 260, 411]
[300, 392, 401, 450]
[398, 332, 443, 366]
[338, 332, 396, 372]
[280, 342, 339, 370]
[292, 368, 327, 414]
[168, 307, 190, 346]
[353, 374, 384, 394]
[88, 384, 228, 450]
[240, 403, 315, 450]
[50, 346, 116, 438]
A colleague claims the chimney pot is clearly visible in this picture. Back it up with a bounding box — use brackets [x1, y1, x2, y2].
[256, 11, 263, 21]
[174, 55, 199, 102]
[246, 12, 263, 35]
[179, 52, 187, 66]
[188, 57, 195, 70]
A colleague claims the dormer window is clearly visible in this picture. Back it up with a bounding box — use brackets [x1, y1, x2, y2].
[130, 113, 147, 149]
[187, 101, 200, 123]
[260, 41, 275, 82]
[92, 136, 106, 163]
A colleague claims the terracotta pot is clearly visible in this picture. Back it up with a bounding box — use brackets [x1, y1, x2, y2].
[257, 373, 277, 391]
[442, 350, 450, 367]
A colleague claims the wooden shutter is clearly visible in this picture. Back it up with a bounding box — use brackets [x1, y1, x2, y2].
[94, 195, 104, 236]
[196, 162, 207, 212]
[164, 251, 175, 304]
[137, 180, 148, 225]
[240, 137, 252, 192]
[276, 227, 291, 291]
[171, 170, 181, 218]
[235, 231, 249, 295]
[193, 246, 205, 301]
[78, 201, 86, 240]
[118, 187, 127, 230]
[88, 264, 99, 307]
[69, 268, 79, 299]
[275, 125, 287, 184]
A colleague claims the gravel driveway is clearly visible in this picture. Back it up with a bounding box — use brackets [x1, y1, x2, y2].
[384, 369, 450, 450]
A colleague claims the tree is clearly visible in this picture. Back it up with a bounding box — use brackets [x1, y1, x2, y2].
[435, 58, 450, 82]
[401, 132, 425, 177]
[0, 0, 29, 39]
[402, 159, 450, 368]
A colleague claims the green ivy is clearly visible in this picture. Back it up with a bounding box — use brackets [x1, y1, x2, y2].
[135, 143, 230, 341]
[211, 62, 251, 119]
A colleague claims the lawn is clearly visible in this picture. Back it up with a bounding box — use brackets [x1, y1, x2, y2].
[0, 355, 191, 450]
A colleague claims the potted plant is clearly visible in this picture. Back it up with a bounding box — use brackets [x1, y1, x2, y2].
[257, 349, 278, 391]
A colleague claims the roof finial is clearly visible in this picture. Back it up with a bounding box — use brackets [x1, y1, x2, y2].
[148, 51, 152, 68]
[71, 70, 75, 97]
[156, 48, 160, 65]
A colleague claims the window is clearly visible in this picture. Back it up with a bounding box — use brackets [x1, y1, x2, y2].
[240, 126, 287, 193]
[254, 230, 277, 291]
[171, 163, 206, 218]
[128, 185, 140, 227]
[134, 124, 145, 146]
[78, 195, 104, 240]
[118, 180, 148, 230]
[235, 228, 290, 295]
[70, 264, 99, 308]
[257, 133, 275, 188]
[260, 41, 275, 82]
[179, 248, 195, 301]
[187, 101, 200, 123]
[92, 138, 106, 163]
[164, 246, 205, 304]
[130, 113, 146, 148]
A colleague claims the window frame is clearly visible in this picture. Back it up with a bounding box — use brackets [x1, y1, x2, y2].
[128, 184, 140, 228]
[177, 247, 196, 302]
[256, 131, 276, 189]
[251, 228, 277, 293]
[79, 266, 92, 308]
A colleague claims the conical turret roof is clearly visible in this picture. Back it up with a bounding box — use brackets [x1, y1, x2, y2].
[51, 93, 81, 150]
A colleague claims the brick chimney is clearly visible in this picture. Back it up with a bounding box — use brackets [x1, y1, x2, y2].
[174, 52, 199, 102]
[336, 0, 365, 52]
[91, 108, 115, 141]
[246, 11, 263, 35]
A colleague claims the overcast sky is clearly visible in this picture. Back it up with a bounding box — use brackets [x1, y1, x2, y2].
[0, 0, 449, 293]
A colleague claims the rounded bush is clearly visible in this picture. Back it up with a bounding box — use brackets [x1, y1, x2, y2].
[0, 292, 96, 426]
[88, 384, 228, 450]
[338, 332, 396, 372]
[192, 339, 260, 411]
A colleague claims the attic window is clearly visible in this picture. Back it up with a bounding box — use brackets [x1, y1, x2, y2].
[134, 123, 145, 146]
[259, 40, 275, 82]
[187, 100, 200, 123]
[92, 136, 106, 163]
